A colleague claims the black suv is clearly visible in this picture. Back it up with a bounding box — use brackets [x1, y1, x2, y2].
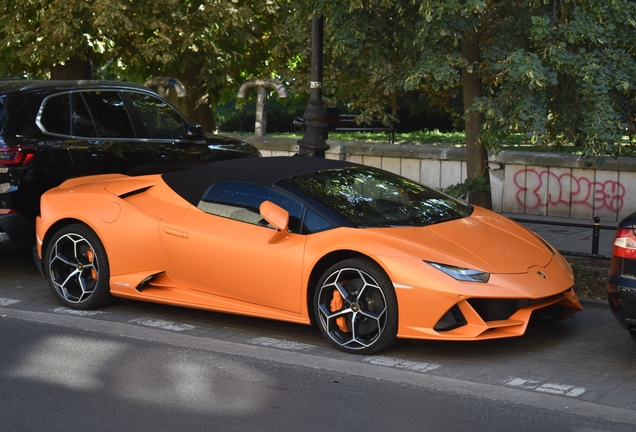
[607, 211, 636, 342]
[0, 80, 260, 249]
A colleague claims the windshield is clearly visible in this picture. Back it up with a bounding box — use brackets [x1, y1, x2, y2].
[280, 166, 471, 227]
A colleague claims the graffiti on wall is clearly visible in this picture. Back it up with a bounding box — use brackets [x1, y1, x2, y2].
[514, 169, 625, 212]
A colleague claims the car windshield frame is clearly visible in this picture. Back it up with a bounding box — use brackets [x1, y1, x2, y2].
[278, 166, 472, 228]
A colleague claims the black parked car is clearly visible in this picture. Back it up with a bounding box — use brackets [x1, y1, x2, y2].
[0, 80, 260, 249]
[607, 211, 636, 341]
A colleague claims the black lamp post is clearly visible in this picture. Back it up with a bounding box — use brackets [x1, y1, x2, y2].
[297, 15, 329, 157]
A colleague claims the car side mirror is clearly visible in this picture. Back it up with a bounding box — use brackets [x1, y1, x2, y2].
[187, 124, 205, 138]
[260, 200, 289, 243]
[260, 200, 289, 231]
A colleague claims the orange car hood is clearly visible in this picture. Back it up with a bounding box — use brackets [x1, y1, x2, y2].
[368, 207, 552, 274]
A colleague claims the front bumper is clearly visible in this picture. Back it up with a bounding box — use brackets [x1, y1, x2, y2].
[398, 287, 581, 340]
[391, 253, 581, 341]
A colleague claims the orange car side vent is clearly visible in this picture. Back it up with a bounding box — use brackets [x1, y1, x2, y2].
[119, 186, 152, 200]
[105, 179, 156, 197]
[136, 272, 176, 292]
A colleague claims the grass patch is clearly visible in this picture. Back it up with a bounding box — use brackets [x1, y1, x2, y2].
[568, 258, 610, 300]
[260, 130, 636, 155]
[269, 130, 467, 145]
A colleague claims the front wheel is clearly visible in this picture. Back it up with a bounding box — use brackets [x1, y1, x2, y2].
[314, 258, 398, 354]
[44, 224, 113, 309]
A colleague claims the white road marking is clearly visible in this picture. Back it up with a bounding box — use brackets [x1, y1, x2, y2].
[506, 377, 586, 397]
[52, 307, 103, 316]
[129, 318, 196, 332]
[0, 297, 20, 306]
[363, 356, 441, 372]
[248, 337, 315, 351]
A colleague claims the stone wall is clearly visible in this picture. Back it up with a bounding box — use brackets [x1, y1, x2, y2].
[229, 135, 636, 222]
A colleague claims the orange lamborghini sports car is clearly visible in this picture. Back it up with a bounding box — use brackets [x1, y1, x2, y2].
[36, 156, 582, 353]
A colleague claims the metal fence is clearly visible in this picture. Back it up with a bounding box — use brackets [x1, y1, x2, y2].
[511, 216, 615, 260]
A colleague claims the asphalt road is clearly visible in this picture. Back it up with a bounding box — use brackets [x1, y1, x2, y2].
[2, 317, 634, 432]
[2, 249, 636, 430]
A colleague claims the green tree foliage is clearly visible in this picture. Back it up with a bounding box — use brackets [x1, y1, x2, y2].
[289, 0, 492, 205]
[116, 0, 281, 131]
[0, 0, 281, 130]
[473, 0, 636, 156]
[0, 0, 131, 78]
[282, 0, 636, 208]
[292, 1, 636, 157]
[2, 1, 636, 164]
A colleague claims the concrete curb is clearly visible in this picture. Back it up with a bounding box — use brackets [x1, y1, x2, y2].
[579, 297, 608, 309]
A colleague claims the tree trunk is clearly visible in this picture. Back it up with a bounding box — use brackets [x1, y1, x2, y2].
[177, 73, 216, 133]
[50, 56, 92, 80]
[461, 32, 492, 209]
[185, 85, 216, 133]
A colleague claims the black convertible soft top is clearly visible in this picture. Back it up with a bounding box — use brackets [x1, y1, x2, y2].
[162, 156, 357, 205]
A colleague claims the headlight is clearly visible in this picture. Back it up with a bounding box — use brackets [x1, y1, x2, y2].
[426, 261, 490, 283]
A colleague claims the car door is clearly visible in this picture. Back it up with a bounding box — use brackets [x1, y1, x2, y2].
[37, 92, 106, 181]
[158, 181, 306, 313]
[74, 90, 155, 175]
[123, 91, 214, 173]
[39, 90, 157, 178]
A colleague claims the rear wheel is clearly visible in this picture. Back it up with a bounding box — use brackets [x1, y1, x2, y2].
[314, 258, 398, 354]
[44, 224, 113, 309]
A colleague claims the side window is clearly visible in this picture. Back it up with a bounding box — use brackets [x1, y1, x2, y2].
[127, 92, 189, 139]
[198, 181, 303, 232]
[303, 208, 335, 234]
[80, 91, 135, 138]
[71, 93, 97, 137]
[40, 94, 71, 135]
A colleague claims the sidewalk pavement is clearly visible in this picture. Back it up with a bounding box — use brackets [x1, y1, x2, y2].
[500, 213, 618, 259]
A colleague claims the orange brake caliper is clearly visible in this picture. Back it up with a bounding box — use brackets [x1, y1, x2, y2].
[86, 249, 97, 280]
[330, 289, 349, 332]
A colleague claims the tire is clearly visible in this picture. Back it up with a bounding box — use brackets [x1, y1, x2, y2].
[314, 257, 398, 354]
[44, 224, 114, 309]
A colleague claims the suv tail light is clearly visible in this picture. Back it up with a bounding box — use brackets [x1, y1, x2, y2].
[613, 227, 636, 259]
[0, 147, 36, 166]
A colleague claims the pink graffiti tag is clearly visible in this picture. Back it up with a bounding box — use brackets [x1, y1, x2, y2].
[513, 169, 625, 212]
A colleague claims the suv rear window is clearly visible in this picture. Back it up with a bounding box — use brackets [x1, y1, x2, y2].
[81, 91, 135, 138]
[71, 93, 97, 137]
[40, 91, 136, 139]
[40, 94, 71, 135]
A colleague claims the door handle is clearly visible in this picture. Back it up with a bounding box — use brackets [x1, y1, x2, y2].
[164, 228, 188, 239]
